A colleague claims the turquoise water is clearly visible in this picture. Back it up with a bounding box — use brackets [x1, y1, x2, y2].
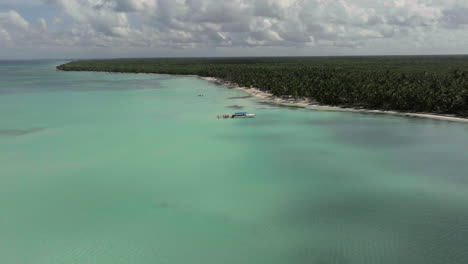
[1, 61, 468, 264]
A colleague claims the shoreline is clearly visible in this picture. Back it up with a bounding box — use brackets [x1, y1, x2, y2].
[57, 68, 468, 123]
[201, 76, 468, 123]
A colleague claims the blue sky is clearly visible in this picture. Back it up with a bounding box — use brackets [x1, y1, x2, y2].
[1, 0, 468, 59]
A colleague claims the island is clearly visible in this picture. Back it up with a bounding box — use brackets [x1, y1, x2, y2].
[57, 56, 468, 118]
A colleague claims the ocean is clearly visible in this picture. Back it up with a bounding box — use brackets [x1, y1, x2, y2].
[1, 60, 468, 264]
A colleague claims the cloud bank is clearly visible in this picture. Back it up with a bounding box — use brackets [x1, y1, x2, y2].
[1, 0, 468, 58]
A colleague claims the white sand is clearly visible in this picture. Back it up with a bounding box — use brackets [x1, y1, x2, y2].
[201, 77, 468, 123]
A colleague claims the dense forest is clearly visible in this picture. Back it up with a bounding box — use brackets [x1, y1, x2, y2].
[57, 56, 468, 117]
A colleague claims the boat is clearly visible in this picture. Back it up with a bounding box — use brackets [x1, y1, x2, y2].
[231, 112, 256, 118]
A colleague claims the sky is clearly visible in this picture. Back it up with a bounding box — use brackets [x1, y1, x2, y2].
[1, 0, 468, 59]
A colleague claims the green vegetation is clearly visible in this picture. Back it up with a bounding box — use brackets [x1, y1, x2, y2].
[57, 56, 468, 117]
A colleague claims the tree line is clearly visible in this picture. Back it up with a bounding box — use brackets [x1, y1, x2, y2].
[57, 56, 468, 117]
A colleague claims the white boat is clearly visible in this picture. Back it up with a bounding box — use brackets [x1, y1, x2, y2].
[232, 112, 256, 118]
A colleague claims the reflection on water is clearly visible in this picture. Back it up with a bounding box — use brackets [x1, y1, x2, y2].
[0, 127, 43, 136]
[228, 95, 252, 99]
[256, 100, 306, 109]
[226, 105, 244, 109]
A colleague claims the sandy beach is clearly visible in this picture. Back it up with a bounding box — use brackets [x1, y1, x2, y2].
[201, 76, 468, 123]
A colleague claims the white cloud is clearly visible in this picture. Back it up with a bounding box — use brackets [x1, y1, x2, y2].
[0, 28, 12, 42]
[45, 0, 133, 37]
[0, 10, 30, 30]
[38, 18, 47, 30]
[1, 0, 468, 58]
[111, 0, 157, 12]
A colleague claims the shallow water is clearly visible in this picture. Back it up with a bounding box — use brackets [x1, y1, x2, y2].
[1, 61, 468, 264]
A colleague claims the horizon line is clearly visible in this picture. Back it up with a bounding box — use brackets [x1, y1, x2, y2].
[2, 54, 468, 61]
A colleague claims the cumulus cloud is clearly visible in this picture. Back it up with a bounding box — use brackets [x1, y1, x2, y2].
[111, 0, 157, 12]
[44, 0, 132, 37]
[0, 28, 12, 43]
[37, 18, 47, 31]
[0, 10, 29, 49]
[0, 10, 30, 30]
[1, 0, 468, 57]
[442, 6, 468, 28]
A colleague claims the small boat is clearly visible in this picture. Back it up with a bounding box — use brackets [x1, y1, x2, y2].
[231, 112, 256, 118]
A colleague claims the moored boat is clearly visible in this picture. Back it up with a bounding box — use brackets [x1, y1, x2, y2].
[231, 112, 256, 118]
